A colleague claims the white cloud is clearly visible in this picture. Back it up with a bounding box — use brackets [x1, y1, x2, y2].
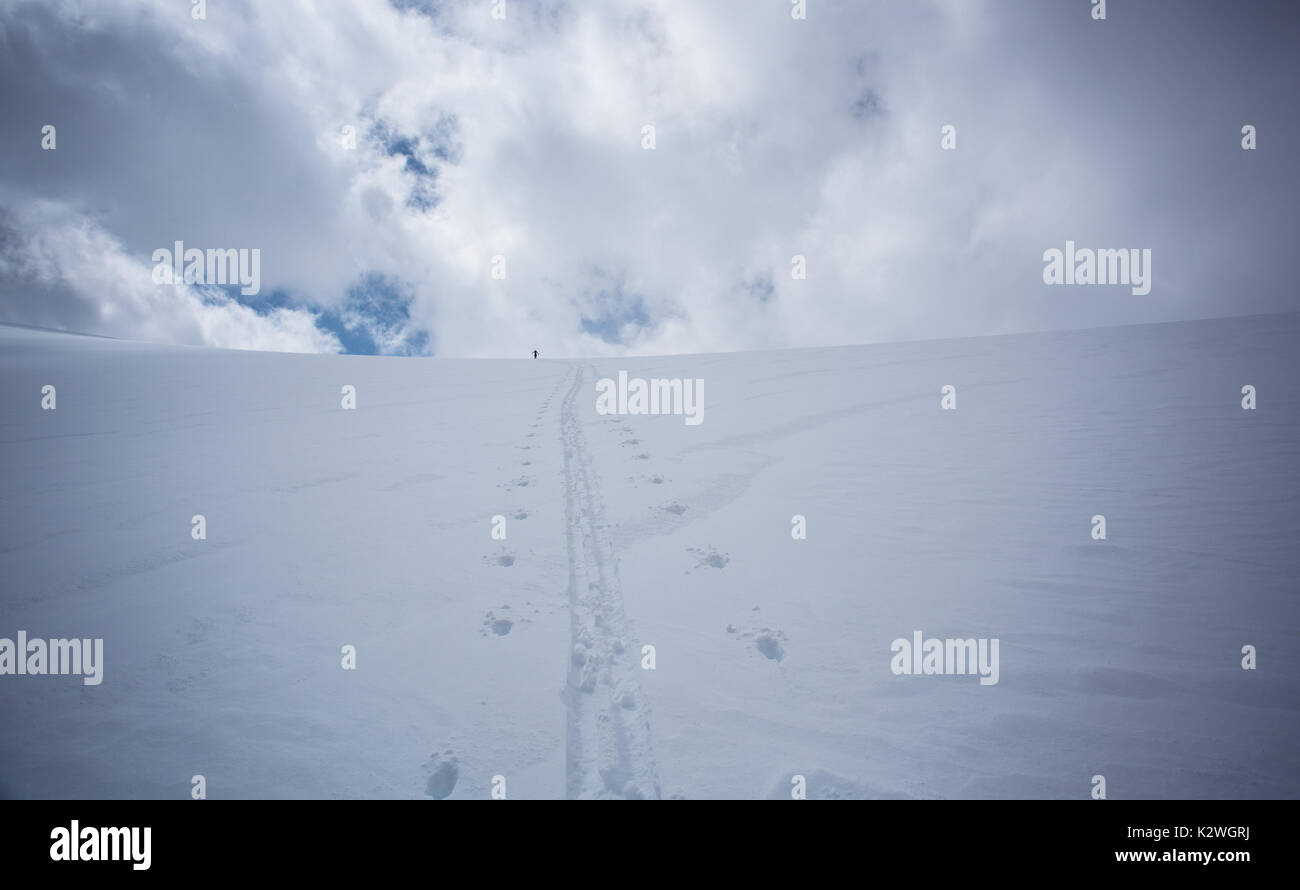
[0, 198, 341, 353]
[1, 0, 1296, 355]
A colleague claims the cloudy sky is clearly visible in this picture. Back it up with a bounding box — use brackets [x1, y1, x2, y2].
[0, 0, 1296, 356]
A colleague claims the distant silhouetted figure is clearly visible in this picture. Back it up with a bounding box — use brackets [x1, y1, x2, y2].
[533, 349, 539, 359]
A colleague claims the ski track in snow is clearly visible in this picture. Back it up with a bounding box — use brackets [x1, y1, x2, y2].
[560, 364, 661, 799]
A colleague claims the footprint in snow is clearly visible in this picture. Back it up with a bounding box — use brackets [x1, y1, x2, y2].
[735, 627, 788, 661]
[756, 633, 785, 661]
[424, 750, 460, 799]
[764, 769, 905, 800]
[482, 608, 514, 635]
[686, 546, 729, 569]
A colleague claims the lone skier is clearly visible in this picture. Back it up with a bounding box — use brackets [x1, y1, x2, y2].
[532, 349, 539, 359]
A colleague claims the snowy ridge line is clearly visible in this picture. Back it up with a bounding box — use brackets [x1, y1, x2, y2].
[560, 364, 661, 800]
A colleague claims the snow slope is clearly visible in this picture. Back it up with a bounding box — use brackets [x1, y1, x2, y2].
[1, 313, 1298, 799]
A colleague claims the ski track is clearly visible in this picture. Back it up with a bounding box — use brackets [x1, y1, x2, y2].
[560, 364, 661, 800]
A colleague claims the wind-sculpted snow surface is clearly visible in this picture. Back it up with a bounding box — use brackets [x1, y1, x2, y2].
[1, 314, 1298, 799]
